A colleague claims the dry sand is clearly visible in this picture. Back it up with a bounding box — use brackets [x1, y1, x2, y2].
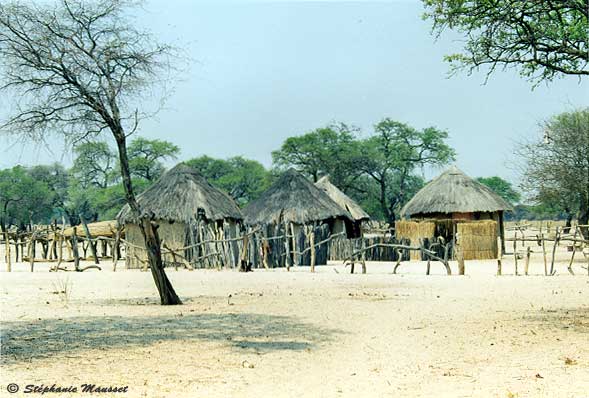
[1, 244, 588, 398]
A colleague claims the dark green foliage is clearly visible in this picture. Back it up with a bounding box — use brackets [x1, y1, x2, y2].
[185, 156, 270, 207]
[270, 119, 454, 223]
[476, 176, 521, 205]
[3, 121, 456, 226]
[89, 180, 152, 221]
[0, 166, 53, 230]
[357, 119, 454, 223]
[72, 142, 117, 189]
[271, 123, 363, 190]
[127, 137, 180, 181]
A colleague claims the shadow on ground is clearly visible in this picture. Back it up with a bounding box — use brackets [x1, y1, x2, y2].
[1, 312, 340, 365]
[521, 307, 589, 334]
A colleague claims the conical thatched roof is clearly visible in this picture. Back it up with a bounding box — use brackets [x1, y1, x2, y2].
[244, 169, 353, 225]
[401, 166, 513, 217]
[118, 164, 243, 224]
[315, 176, 370, 221]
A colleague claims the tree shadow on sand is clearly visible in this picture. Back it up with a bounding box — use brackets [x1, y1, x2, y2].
[520, 307, 589, 334]
[1, 313, 341, 365]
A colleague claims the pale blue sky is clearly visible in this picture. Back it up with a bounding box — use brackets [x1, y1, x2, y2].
[1, 0, 587, 183]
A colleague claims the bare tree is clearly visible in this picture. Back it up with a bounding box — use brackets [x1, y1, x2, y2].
[0, 0, 181, 304]
[518, 108, 589, 235]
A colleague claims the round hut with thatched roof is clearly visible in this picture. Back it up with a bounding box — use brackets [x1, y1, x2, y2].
[244, 169, 353, 268]
[399, 166, 513, 260]
[315, 176, 369, 238]
[118, 164, 244, 269]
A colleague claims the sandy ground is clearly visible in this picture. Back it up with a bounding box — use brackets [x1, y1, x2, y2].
[1, 243, 588, 398]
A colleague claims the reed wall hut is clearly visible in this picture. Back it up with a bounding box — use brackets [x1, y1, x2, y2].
[315, 176, 373, 261]
[243, 169, 354, 268]
[315, 176, 369, 238]
[117, 164, 244, 269]
[399, 166, 513, 260]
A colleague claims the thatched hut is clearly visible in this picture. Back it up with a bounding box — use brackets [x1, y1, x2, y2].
[244, 169, 353, 267]
[399, 166, 513, 260]
[315, 176, 369, 238]
[117, 164, 244, 269]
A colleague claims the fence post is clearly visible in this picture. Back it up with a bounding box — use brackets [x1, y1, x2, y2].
[455, 232, 465, 275]
[284, 222, 291, 271]
[549, 227, 561, 276]
[4, 231, 11, 272]
[567, 227, 577, 276]
[28, 233, 35, 272]
[513, 230, 518, 276]
[309, 228, 316, 273]
[360, 234, 366, 274]
[541, 233, 548, 276]
[72, 227, 80, 272]
[497, 236, 502, 276]
[524, 246, 531, 276]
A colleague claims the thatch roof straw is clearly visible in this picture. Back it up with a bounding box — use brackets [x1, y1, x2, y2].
[401, 166, 514, 217]
[118, 164, 243, 224]
[315, 176, 370, 221]
[243, 169, 353, 225]
[62, 220, 119, 237]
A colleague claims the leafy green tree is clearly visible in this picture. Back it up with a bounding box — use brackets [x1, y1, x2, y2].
[28, 163, 77, 224]
[0, 166, 53, 231]
[185, 156, 270, 206]
[72, 142, 116, 189]
[347, 174, 424, 221]
[127, 137, 180, 181]
[217, 157, 270, 206]
[28, 162, 145, 225]
[477, 176, 521, 205]
[271, 123, 363, 190]
[359, 119, 455, 223]
[423, 0, 589, 83]
[184, 155, 232, 181]
[89, 179, 152, 220]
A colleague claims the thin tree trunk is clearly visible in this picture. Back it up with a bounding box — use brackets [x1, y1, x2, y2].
[114, 130, 181, 305]
[140, 218, 181, 305]
[379, 179, 391, 224]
